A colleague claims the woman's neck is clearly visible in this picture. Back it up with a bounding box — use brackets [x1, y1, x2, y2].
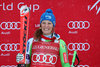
[43, 33, 53, 38]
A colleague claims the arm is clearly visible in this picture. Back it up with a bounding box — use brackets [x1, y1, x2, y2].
[16, 38, 33, 67]
[26, 38, 33, 67]
[59, 39, 70, 67]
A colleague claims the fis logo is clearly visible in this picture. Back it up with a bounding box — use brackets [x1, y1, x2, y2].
[88, 0, 100, 15]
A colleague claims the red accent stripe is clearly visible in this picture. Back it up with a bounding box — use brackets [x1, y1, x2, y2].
[63, 53, 68, 63]
[41, 35, 56, 42]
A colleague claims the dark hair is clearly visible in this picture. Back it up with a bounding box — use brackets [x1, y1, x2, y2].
[34, 28, 43, 41]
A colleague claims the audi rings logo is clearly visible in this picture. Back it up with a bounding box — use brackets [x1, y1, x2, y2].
[68, 43, 90, 51]
[78, 65, 89, 67]
[0, 22, 20, 30]
[0, 43, 20, 51]
[1, 65, 17, 67]
[67, 21, 90, 29]
[32, 53, 57, 64]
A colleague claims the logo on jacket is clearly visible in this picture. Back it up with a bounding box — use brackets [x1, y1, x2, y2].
[32, 53, 57, 64]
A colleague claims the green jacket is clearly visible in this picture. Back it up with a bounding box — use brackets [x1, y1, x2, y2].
[26, 34, 70, 67]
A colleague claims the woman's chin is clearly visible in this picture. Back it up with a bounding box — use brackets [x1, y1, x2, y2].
[43, 32, 51, 35]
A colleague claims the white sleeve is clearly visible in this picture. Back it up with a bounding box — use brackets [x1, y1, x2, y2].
[26, 38, 33, 64]
[26, 38, 34, 55]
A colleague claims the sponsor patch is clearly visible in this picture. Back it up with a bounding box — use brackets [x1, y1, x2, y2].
[63, 53, 68, 63]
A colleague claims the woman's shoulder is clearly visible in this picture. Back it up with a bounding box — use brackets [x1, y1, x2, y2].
[28, 37, 34, 42]
[53, 33, 60, 39]
[53, 33, 60, 43]
[28, 37, 38, 42]
[53, 33, 66, 44]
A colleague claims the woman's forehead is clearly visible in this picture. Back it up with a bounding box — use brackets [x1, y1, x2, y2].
[42, 20, 52, 23]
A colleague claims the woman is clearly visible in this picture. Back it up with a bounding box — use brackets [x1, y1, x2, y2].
[18, 9, 70, 67]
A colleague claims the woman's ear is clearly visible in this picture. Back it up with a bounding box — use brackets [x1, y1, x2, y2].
[51, 27, 54, 33]
[39, 27, 41, 29]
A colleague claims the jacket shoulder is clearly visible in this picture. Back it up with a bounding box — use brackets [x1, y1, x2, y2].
[28, 38, 34, 42]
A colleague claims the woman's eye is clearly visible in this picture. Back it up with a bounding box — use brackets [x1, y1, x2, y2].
[48, 23, 51, 24]
[42, 22, 46, 24]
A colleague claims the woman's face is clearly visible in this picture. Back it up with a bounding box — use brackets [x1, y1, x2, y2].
[41, 20, 53, 35]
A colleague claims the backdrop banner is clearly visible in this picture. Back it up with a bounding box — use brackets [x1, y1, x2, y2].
[0, 0, 100, 67]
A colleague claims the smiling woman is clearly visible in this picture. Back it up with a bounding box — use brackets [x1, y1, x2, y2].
[16, 9, 70, 67]
[34, 9, 56, 40]
[41, 20, 53, 35]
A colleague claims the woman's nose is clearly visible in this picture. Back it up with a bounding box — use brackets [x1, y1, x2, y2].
[45, 23, 49, 27]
